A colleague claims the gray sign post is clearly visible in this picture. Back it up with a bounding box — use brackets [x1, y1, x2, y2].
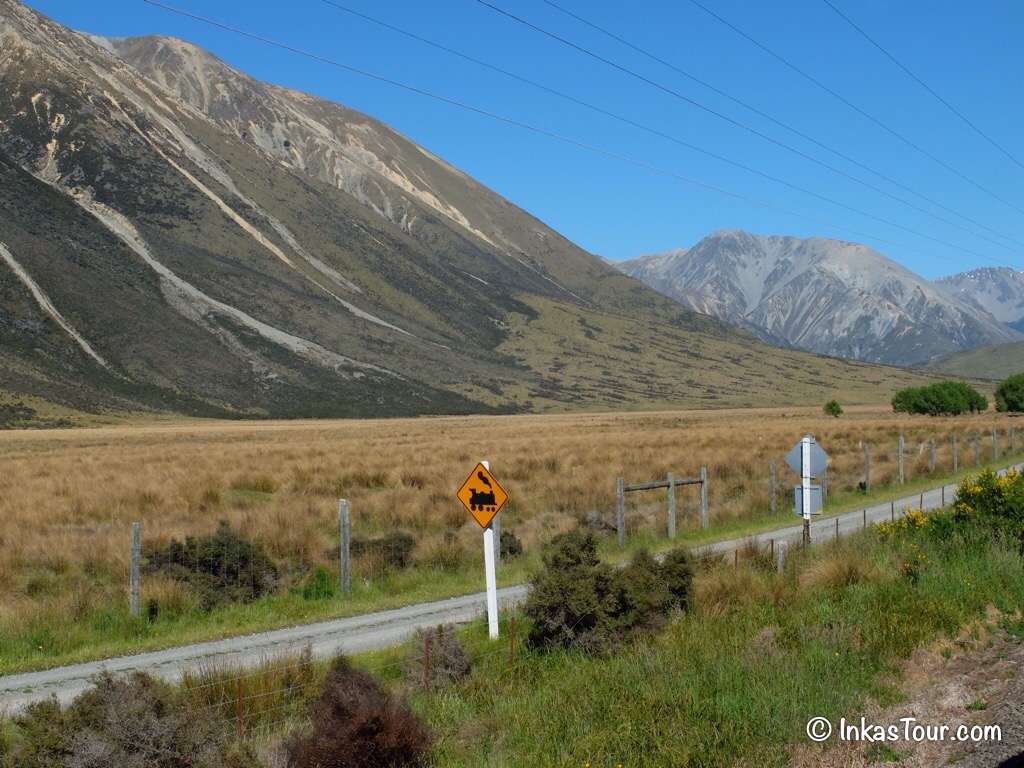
[784, 434, 830, 545]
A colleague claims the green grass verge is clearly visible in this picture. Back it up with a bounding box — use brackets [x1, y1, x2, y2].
[415, 520, 1024, 767]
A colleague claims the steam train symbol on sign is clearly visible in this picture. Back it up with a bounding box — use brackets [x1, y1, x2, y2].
[468, 471, 497, 513]
[456, 462, 508, 528]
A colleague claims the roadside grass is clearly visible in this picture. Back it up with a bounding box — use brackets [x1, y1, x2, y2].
[416, 522, 1024, 767]
[3, 511, 1024, 767]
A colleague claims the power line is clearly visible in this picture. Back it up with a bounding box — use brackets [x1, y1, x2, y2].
[540, 0, 1024, 251]
[476, 0, 1024, 256]
[686, 0, 1024, 217]
[139, 1, 1002, 268]
[320, 0, 1021, 259]
[821, 0, 1024, 174]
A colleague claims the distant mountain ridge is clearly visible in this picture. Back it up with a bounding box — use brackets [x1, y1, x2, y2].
[934, 267, 1024, 333]
[617, 230, 1022, 366]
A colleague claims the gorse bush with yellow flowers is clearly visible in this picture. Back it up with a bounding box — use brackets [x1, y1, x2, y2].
[952, 469, 1024, 545]
[873, 505, 927, 543]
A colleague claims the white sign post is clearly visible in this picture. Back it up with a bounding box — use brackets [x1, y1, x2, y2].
[481, 461, 499, 639]
[456, 459, 507, 640]
[784, 434, 830, 545]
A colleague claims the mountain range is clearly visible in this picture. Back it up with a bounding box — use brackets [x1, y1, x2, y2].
[616, 231, 1023, 367]
[0, 0, 940, 419]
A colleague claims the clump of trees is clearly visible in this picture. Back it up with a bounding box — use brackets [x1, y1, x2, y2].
[891, 380, 987, 416]
[522, 530, 694, 655]
[995, 373, 1024, 413]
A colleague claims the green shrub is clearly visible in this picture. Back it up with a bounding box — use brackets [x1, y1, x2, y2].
[523, 530, 617, 654]
[823, 399, 843, 418]
[4, 670, 253, 768]
[891, 380, 987, 416]
[523, 531, 695, 654]
[611, 550, 671, 638]
[995, 373, 1024, 412]
[952, 469, 1024, 545]
[144, 521, 278, 609]
[660, 545, 696, 610]
[285, 656, 432, 768]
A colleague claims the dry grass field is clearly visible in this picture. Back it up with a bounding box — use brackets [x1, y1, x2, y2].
[0, 405, 1019, 670]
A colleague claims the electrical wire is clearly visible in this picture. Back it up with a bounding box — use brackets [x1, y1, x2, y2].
[821, 0, 1024, 174]
[140, 0, 1003, 266]
[317, 0, 1020, 257]
[540, 0, 1024, 250]
[475, 0, 1023, 258]
[686, 0, 1024, 217]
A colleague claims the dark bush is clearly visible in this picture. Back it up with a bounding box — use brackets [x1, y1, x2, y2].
[522, 530, 617, 654]
[4, 670, 253, 768]
[610, 550, 671, 638]
[144, 521, 278, 609]
[522, 531, 695, 654]
[285, 656, 432, 768]
[499, 529, 523, 558]
[350, 532, 417, 570]
[658, 545, 696, 611]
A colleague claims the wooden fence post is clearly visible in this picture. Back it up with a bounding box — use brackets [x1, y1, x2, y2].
[129, 522, 140, 617]
[666, 472, 676, 539]
[952, 434, 958, 473]
[775, 541, 786, 573]
[423, 634, 430, 690]
[930, 438, 936, 473]
[898, 435, 905, 485]
[993, 427, 999, 460]
[338, 499, 350, 595]
[236, 677, 243, 740]
[769, 459, 776, 514]
[615, 477, 625, 547]
[699, 467, 708, 529]
[864, 444, 870, 492]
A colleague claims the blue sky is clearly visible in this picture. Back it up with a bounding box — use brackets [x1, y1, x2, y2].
[18, 0, 1024, 279]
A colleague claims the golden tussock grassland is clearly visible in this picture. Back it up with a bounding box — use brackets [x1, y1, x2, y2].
[0, 404, 1018, 664]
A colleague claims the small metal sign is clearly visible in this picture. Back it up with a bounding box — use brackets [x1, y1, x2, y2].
[784, 434, 831, 478]
[793, 485, 823, 516]
[456, 462, 508, 528]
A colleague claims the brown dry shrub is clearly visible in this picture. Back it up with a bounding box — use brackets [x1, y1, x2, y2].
[285, 656, 432, 768]
[406, 624, 472, 689]
[6, 670, 253, 768]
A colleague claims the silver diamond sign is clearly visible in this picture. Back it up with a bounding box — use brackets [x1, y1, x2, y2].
[784, 434, 830, 478]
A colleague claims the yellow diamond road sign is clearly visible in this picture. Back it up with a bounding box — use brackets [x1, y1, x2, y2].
[457, 462, 508, 529]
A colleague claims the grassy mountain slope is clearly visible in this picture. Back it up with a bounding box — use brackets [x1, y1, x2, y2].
[922, 341, 1024, 383]
[0, 1, 944, 418]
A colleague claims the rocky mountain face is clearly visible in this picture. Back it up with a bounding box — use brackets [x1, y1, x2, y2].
[0, 1, 933, 417]
[617, 231, 1022, 366]
[934, 268, 1024, 333]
